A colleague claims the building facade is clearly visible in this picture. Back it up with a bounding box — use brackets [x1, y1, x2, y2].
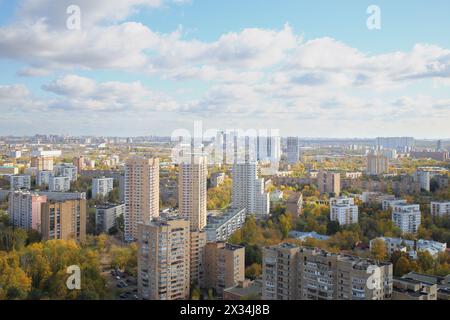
[41, 199, 86, 241]
[392, 204, 421, 234]
[124, 157, 160, 241]
[137, 218, 190, 300]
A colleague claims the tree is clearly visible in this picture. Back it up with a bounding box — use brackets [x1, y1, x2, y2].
[245, 263, 262, 280]
[370, 239, 387, 261]
[279, 214, 292, 239]
[394, 256, 411, 277]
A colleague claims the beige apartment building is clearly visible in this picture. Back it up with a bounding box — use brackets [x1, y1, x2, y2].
[204, 242, 245, 297]
[178, 156, 208, 231]
[31, 156, 54, 171]
[41, 199, 86, 241]
[317, 171, 340, 196]
[190, 229, 207, 286]
[137, 218, 190, 300]
[124, 157, 159, 241]
[262, 244, 393, 300]
[367, 151, 389, 175]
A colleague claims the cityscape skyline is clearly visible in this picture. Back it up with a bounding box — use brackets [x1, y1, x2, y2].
[0, 1, 449, 137]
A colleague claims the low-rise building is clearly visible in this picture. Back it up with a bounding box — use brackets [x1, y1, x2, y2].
[430, 201, 450, 217]
[210, 172, 225, 188]
[223, 280, 262, 300]
[401, 272, 450, 300]
[392, 277, 437, 300]
[0, 166, 18, 176]
[370, 237, 447, 258]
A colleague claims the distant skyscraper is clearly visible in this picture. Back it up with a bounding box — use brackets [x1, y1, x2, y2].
[286, 137, 300, 164]
[124, 157, 159, 241]
[178, 155, 208, 231]
[257, 134, 281, 163]
[376, 137, 415, 152]
[436, 140, 443, 152]
[367, 151, 389, 175]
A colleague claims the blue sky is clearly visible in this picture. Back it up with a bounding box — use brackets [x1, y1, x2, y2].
[0, 0, 449, 138]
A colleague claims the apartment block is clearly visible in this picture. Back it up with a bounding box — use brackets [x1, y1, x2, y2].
[367, 151, 389, 175]
[41, 199, 86, 241]
[262, 244, 393, 300]
[317, 171, 340, 196]
[137, 218, 190, 300]
[190, 229, 207, 286]
[124, 157, 159, 241]
[204, 208, 246, 242]
[10, 174, 31, 190]
[178, 156, 208, 231]
[8, 190, 47, 231]
[31, 156, 54, 171]
[204, 242, 245, 297]
[330, 197, 358, 226]
[49, 176, 71, 192]
[37, 170, 53, 186]
[53, 163, 78, 182]
[430, 201, 450, 217]
[95, 203, 125, 233]
[392, 204, 421, 234]
[92, 177, 114, 199]
[232, 161, 270, 217]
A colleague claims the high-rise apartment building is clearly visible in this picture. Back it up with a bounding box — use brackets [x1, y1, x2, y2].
[232, 161, 270, 217]
[137, 218, 190, 300]
[190, 229, 207, 286]
[178, 156, 208, 231]
[392, 204, 421, 234]
[8, 190, 47, 231]
[367, 151, 389, 175]
[92, 177, 114, 199]
[204, 242, 245, 297]
[124, 157, 159, 241]
[41, 199, 86, 241]
[317, 171, 341, 196]
[31, 156, 54, 171]
[286, 137, 300, 164]
[262, 244, 393, 300]
[10, 174, 31, 190]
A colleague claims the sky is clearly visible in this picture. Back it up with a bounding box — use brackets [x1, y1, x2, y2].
[0, 0, 449, 138]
